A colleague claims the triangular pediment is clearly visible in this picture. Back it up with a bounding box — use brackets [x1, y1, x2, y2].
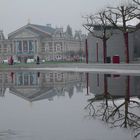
[12, 29, 39, 39]
[9, 87, 55, 102]
[8, 24, 54, 39]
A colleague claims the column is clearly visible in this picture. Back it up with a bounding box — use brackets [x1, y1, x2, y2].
[52, 41, 54, 60]
[28, 40, 29, 53]
[22, 41, 24, 53]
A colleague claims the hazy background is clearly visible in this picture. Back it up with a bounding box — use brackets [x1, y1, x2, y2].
[0, 0, 130, 37]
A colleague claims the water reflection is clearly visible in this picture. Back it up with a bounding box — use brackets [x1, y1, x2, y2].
[0, 71, 85, 102]
[86, 73, 140, 138]
[1, 71, 140, 139]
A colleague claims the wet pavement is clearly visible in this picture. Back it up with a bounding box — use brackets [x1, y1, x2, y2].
[1, 63, 140, 75]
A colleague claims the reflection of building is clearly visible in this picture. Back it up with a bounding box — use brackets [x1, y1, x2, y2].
[88, 73, 140, 98]
[14, 72, 39, 86]
[0, 72, 13, 96]
[6, 71, 85, 102]
[134, 76, 140, 98]
[0, 24, 85, 62]
[0, 31, 11, 62]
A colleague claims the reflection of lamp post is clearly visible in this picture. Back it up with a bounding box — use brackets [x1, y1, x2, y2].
[126, 76, 130, 102]
[86, 73, 89, 95]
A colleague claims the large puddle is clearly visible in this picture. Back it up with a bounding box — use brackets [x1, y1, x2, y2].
[0, 71, 140, 140]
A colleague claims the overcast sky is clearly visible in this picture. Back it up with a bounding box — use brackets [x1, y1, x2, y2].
[0, 0, 129, 36]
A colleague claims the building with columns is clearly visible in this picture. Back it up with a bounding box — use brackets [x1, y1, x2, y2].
[0, 23, 86, 63]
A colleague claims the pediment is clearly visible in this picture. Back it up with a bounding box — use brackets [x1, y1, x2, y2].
[9, 87, 54, 102]
[13, 29, 39, 39]
[16, 88, 39, 95]
[10, 87, 40, 96]
[8, 24, 54, 39]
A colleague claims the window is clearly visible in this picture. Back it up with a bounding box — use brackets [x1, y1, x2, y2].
[10, 44, 13, 53]
[24, 74, 29, 85]
[41, 43, 45, 52]
[49, 73, 53, 82]
[55, 72, 63, 81]
[54, 46, 56, 52]
[3, 44, 7, 53]
[29, 40, 33, 51]
[56, 44, 62, 52]
[23, 41, 28, 52]
[17, 41, 22, 52]
[0, 45, 2, 53]
[18, 74, 23, 86]
[49, 46, 53, 52]
[45, 43, 49, 52]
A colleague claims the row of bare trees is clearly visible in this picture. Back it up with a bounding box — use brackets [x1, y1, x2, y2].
[83, 0, 140, 63]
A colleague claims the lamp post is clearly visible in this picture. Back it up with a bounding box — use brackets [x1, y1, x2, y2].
[96, 41, 99, 63]
[85, 39, 88, 64]
[86, 73, 89, 95]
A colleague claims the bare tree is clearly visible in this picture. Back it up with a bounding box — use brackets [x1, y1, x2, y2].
[133, 0, 140, 5]
[106, 77, 140, 138]
[105, 2, 139, 63]
[83, 11, 113, 63]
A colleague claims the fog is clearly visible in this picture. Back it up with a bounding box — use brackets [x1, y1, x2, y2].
[0, 0, 129, 36]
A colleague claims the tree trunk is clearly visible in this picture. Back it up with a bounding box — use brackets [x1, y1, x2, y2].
[96, 42, 99, 62]
[103, 38, 107, 63]
[86, 73, 89, 95]
[124, 32, 129, 63]
[104, 74, 108, 96]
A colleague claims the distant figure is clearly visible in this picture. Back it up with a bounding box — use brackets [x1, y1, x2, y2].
[37, 72, 40, 77]
[8, 56, 13, 65]
[36, 56, 40, 64]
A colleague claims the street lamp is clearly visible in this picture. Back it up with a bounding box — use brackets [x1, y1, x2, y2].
[85, 39, 88, 64]
[96, 41, 99, 63]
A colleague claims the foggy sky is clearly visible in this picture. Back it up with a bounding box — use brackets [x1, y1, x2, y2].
[0, 0, 126, 37]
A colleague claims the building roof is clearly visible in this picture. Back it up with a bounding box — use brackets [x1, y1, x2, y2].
[9, 87, 57, 102]
[30, 24, 56, 34]
[8, 23, 56, 39]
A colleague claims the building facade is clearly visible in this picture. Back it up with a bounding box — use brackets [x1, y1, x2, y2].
[0, 24, 86, 63]
[87, 26, 137, 63]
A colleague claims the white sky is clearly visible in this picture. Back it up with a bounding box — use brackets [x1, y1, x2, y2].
[0, 0, 130, 37]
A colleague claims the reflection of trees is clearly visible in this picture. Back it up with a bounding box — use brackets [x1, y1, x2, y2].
[85, 74, 117, 120]
[85, 75, 140, 138]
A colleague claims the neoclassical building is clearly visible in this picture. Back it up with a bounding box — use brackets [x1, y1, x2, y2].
[0, 23, 86, 62]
